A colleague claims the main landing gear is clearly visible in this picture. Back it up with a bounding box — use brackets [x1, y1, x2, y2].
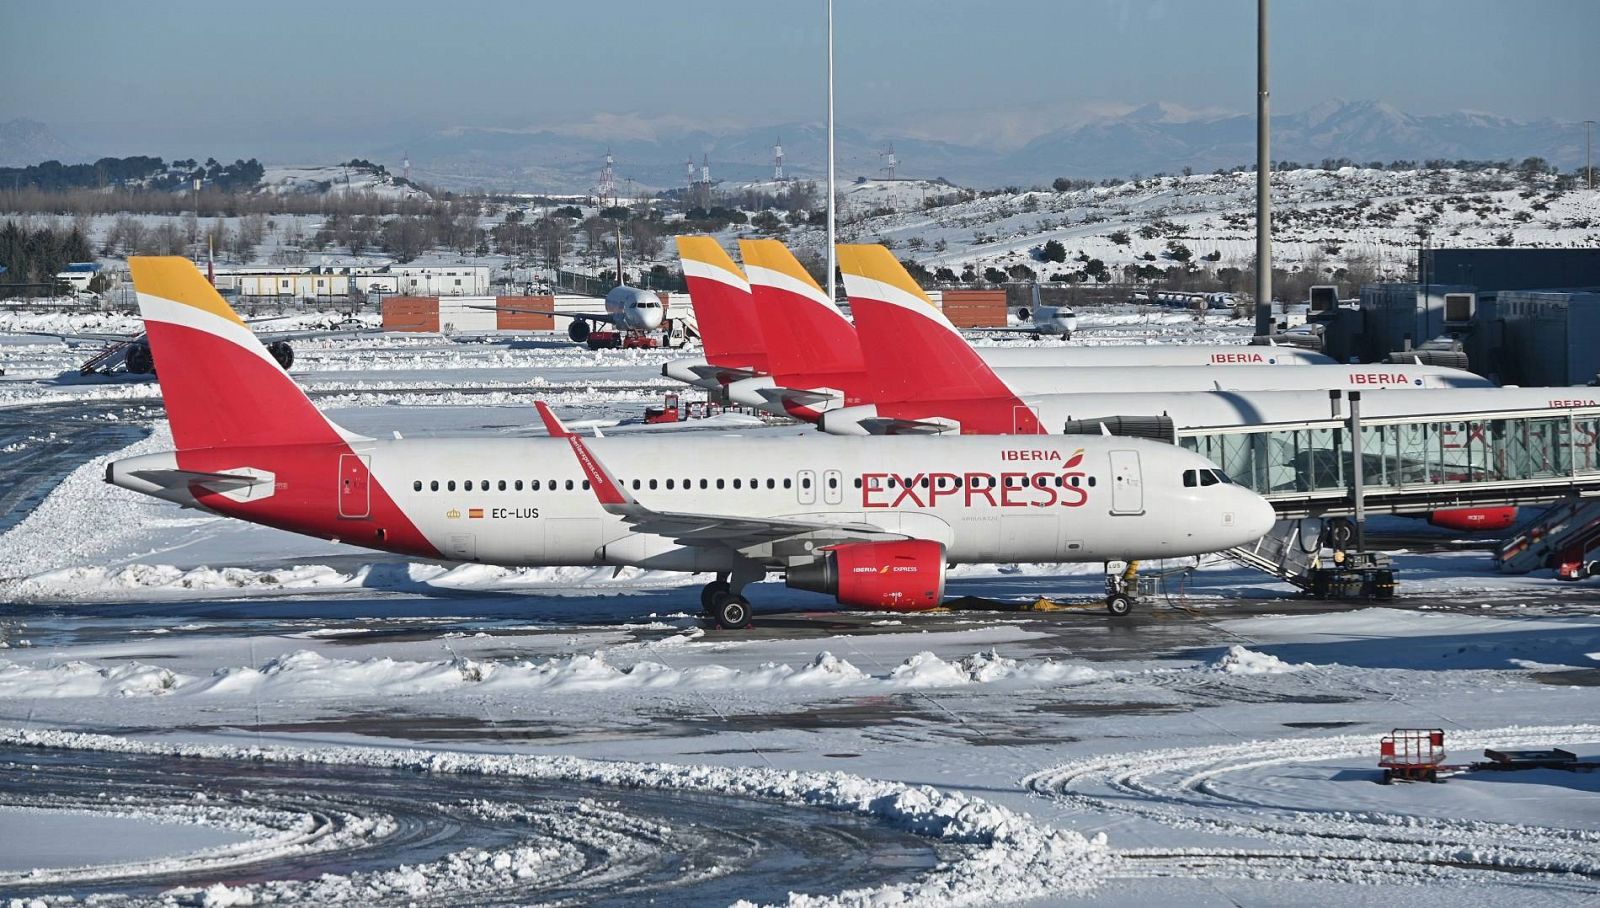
[700, 564, 760, 630]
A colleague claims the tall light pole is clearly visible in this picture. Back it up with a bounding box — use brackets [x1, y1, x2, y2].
[1254, 0, 1273, 337]
[1586, 120, 1595, 191]
[826, 0, 836, 302]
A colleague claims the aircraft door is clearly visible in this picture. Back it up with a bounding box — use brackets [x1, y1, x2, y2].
[797, 470, 817, 505]
[823, 469, 844, 505]
[1109, 450, 1144, 515]
[1013, 404, 1040, 434]
[338, 454, 370, 518]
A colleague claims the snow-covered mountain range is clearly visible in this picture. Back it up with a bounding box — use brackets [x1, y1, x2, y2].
[379, 100, 1590, 193]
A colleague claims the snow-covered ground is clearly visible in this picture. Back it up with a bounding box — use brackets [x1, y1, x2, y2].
[1, 320, 1597, 906]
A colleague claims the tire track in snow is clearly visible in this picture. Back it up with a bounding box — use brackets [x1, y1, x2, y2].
[1026, 724, 1600, 893]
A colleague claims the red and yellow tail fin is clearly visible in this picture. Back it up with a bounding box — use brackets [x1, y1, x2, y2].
[129, 257, 358, 450]
[835, 244, 1019, 405]
[738, 239, 862, 379]
[674, 236, 767, 371]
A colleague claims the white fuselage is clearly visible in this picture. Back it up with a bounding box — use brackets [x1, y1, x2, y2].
[605, 286, 666, 330]
[992, 363, 1491, 396]
[112, 433, 1276, 571]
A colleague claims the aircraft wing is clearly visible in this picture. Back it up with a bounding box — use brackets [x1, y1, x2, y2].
[466, 304, 612, 323]
[13, 330, 138, 344]
[254, 327, 382, 342]
[534, 402, 900, 550]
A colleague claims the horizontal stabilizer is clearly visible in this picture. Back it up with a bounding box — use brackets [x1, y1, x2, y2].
[127, 468, 268, 491]
[858, 416, 962, 436]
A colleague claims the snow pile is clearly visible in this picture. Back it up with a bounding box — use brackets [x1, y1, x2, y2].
[7, 558, 706, 602]
[0, 649, 1104, 701]
[2, 727, 1118, 906]
[891, 650, 1104, 687]
[0, 659, 182, 698]
[1210, 644, 1310, 675]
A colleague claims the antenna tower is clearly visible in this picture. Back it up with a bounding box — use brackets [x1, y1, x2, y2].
[402, 152, 410, 182]
[880, 143, 897, 180]
[597, 148, 617, 206]
[774, 135, 785, 181]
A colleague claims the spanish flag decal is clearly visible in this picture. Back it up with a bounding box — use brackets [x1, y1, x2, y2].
[468, 508, 485, 519]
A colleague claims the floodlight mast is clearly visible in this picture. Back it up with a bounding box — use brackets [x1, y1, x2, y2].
[826, 0, 836, 304]
[1254, 0, 1274, 337]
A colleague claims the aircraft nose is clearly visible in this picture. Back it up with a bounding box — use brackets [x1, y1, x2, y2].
[1236, 490, 1278, 543]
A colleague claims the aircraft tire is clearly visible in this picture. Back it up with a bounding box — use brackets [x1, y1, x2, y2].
[1105, 595, 1133, 617]
[713, 594, 751, 630]
[700, 580, 730, 612]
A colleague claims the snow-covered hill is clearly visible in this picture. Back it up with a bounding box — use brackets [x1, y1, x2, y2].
[762, 165, 1600, 286]
[258, 164, 429, 201]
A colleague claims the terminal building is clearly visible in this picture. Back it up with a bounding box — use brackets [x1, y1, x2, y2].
[1304, 248, 1600, 387]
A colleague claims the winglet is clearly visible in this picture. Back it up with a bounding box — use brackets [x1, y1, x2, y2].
[536, 401, 634, 508]
[535, 401, 572, 437]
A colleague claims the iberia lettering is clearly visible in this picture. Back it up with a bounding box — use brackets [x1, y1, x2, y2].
[1350, 373, 1411, 384]
[860, 472, 1089, 509]
[1211, 352, 1264, 364]
[1550, 399, 1599, 407]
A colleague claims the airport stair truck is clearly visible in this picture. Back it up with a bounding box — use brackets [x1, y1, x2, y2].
[1495, 496, 1600, 580]
[1222, 518, 1395, 599]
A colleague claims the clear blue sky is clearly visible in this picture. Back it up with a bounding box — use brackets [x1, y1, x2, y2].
[2, 0, 1593, 159]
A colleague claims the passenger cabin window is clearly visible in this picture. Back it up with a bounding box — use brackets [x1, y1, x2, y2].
[465, 480, 474, 491]
[430, 481, 439, 491]
[413, 481, 422, 491]
[447, 480, 457, 491]
[565, 480, 574, 491]
[733, 479, 742, 489]
[531, 480, 541, 491]
[498, 480, 507, 491]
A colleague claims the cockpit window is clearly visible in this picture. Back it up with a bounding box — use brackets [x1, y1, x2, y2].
[1185, 468, 1231, 487]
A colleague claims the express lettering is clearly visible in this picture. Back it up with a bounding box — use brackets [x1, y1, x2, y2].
[861, 472, 1088, 509]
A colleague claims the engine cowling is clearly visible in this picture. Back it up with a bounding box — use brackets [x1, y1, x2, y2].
[1427, 507, 1517, 533]
[786, 539, 946, 611]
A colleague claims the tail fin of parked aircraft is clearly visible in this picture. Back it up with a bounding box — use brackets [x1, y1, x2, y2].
[738, 239, 863, 379]
[674, 236, 768, 371]
[128, 257, 361, 450]
[835, 244, 1024, 407]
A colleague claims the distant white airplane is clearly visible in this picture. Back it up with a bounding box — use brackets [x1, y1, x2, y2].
[19, 316, 371, 376]
[106, 256, 1275, 624]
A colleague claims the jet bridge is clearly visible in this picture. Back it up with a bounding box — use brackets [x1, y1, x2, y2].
[1085, 404, 1600, 594]
[1171, 405, 1600, 519]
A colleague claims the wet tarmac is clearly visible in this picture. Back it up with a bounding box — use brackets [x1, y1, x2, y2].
[0, 745, 942, 906]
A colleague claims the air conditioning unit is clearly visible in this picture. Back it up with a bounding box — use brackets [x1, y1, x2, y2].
[1308, 284, 1339, 313]
[1443, 292, 1476, 326]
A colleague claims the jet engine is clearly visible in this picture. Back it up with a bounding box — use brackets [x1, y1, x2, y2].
[1427, 506, 1517, 533]
[125, 342, 156, 375]
[787, 539, 946, 611]
[568, 320, 591, 343]
[267, 341, 294, 370]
